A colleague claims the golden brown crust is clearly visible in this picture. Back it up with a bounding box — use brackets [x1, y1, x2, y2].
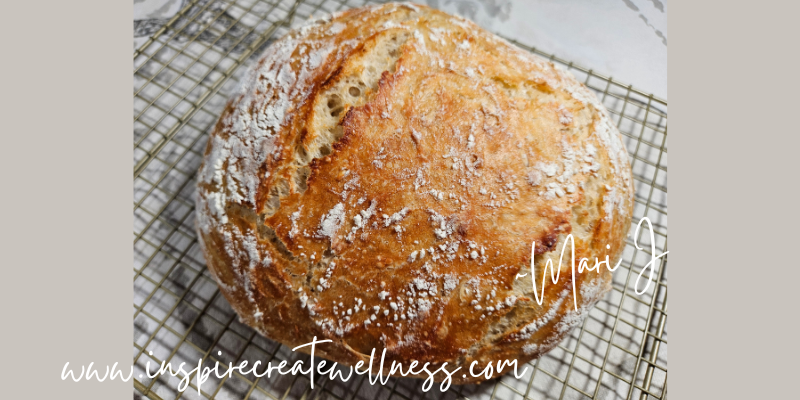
[195, 3, 633, 384]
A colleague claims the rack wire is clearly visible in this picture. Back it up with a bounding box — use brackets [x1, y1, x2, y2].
[133, 1, 668, 399]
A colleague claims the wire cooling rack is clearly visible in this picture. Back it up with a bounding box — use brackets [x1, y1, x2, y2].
[133, 1, 668, 399]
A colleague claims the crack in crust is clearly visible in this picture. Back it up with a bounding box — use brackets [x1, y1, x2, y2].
[195, 2, 633, 384]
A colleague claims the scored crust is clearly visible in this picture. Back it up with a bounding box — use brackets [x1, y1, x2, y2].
[195, 2, 634, 384]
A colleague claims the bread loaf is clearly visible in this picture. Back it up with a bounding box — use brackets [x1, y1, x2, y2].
[195, 2, 633, 384]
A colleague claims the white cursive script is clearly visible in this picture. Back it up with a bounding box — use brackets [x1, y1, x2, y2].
[515, 217, 667, 309]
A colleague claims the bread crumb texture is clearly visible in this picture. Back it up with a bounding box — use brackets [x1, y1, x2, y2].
[196, 2, 633, 384]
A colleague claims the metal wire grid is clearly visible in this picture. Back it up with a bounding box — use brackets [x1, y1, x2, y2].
[133, 1, 668, 399]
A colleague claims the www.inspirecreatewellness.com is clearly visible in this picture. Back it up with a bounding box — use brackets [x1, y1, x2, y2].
[62, 337, 528, 393]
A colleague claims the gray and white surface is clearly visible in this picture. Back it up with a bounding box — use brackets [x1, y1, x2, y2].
[134, 1, 667, 399]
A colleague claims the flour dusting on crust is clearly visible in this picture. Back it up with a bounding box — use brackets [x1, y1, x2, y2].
[195, 2, 633, 384]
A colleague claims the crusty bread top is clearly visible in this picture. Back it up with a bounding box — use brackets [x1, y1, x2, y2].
[196, 2, 633, 382]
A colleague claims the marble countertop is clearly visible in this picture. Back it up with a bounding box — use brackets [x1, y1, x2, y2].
[135, 0, 667, 99]
[133, 2, 668, 399]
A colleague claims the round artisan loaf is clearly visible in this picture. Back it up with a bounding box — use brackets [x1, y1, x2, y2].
[196, 2, 633, 384]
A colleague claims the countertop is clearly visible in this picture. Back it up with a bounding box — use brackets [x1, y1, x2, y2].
[133, 2, 668, 399]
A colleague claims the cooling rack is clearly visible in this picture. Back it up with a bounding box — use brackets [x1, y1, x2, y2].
[133, 1, 668, 399]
